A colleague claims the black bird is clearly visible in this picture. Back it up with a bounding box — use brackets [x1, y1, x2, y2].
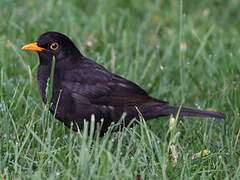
[22, 32, 225, 135]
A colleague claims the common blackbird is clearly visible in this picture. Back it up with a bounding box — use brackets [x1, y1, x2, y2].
[22, 32, 225, 135]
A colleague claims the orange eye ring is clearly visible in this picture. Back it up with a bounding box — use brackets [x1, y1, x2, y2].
[50, 42, 59, 50]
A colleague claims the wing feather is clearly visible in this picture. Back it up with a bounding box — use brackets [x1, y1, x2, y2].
[61, 58, 167, 106]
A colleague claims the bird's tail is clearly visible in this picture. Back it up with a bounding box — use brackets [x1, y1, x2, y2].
[143, 104, 225, 120]
[161, 105, 225, 119]
[175, 106, 225, 119]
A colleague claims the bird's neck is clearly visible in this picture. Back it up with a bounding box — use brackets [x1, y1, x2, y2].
[37, 48, 84, 102]
[37, 64, 52, 103]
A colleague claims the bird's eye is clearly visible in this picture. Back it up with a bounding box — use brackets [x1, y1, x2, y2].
[50, 42, 59, 50]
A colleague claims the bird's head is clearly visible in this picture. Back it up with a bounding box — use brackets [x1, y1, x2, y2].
[22, 32, 81, 64]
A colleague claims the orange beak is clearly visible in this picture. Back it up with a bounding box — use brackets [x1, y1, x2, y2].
[21, 42, 45, 51]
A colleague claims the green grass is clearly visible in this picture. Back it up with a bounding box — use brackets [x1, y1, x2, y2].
[0, 0, 240, 179]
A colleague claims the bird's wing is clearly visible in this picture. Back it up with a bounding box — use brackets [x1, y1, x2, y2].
[61, 61, 167, 106]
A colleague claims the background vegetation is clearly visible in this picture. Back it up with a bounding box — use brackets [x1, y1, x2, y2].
[0, 0, 239, 179]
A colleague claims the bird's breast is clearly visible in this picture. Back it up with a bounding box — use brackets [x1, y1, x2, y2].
[37, 65, 52, 103]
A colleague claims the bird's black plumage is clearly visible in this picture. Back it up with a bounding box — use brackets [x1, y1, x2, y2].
[22, 32, 225, 136]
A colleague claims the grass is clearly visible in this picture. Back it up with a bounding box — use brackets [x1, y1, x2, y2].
[0, 0, 240, 179]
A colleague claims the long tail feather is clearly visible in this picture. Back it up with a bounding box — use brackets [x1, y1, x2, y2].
[165, 105, 225, 119]
[142, 105, 225, 120]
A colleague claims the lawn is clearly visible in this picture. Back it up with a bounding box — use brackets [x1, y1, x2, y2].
[0, 0, 240, 179]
